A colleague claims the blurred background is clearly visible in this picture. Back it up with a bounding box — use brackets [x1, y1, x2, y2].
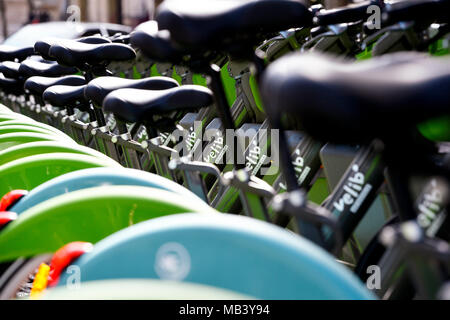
[0, 0, 360, 45]
[0, 0, 351, 42]
[0, 0, 164, 41]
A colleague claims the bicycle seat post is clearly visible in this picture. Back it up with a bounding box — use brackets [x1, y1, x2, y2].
[248, 46, 302, 193]
[82, 68, 108, 127]
[199, 62, 246, 171]
[200, 45, 270, 172]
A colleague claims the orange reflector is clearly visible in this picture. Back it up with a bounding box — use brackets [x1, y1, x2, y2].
[30, 263, 50, 299]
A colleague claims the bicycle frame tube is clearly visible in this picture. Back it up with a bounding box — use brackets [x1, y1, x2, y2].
[415, 177, 450, 240]
[324, 140, 386, 251]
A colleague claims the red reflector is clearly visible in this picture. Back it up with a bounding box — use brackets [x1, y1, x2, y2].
[0, 190, 28, 211]
[48, 242, 93, 287]
[0, 211, 17, 228]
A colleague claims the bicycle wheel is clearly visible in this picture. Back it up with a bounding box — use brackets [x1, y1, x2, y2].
[57, 213, 375, 300]
[0, 186, 217, 263]
[0, 141, 116, 167]
[0, 119, 74, 139]
[10, 167, 206, 214]
[0, 105, 14, 114]
[0, 153, 120, 196]
[38, 279, 252, 300]
[0, 125, 66, 138]
[0, 114, 32, 123]
[0, 132, 75, 152]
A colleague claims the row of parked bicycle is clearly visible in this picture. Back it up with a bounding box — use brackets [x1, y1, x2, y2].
[0, 0, 449, 299]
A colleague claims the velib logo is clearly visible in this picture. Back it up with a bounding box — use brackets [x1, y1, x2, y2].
[203, 130, 226, 164]
[245, 141, 261, 170]
[245, 140, 267, 175]
[417, 179, 446, 231]
[159, 131, 172, 146]
[279, 149, 311, 190]
[185, 127, 198, 151]
[333, 164, 371, 213]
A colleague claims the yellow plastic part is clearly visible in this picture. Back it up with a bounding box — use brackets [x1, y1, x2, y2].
[30, 263, 50, 299]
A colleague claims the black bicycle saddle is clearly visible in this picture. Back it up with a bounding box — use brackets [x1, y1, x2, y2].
[43, 84, 88, 107]
[0, 45, 34, 62]
[0, 75, 23, 95]
[156, 0, 312, 51]
[48, 41, 136, 67]
[0, 61, 22, 79]
[25, 75, 86, 96]
[261, 52, 450, 144]
[131, 21, 186, 63]
[383, 0, 450, 25]
[85, 76, 179, 106]
[19, 59, 77, 78]
[35, 35, 112, 61]
[103, 85, 213, 123]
